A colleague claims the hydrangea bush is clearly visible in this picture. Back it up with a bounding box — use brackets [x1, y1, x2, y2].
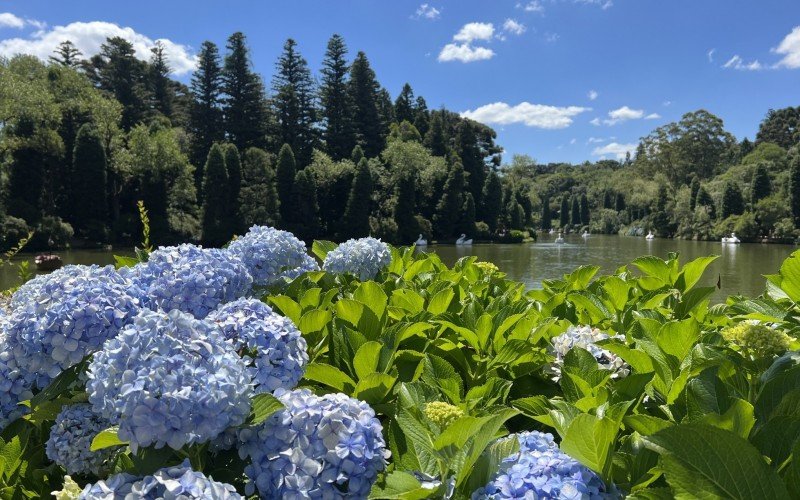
[45, 404, 114, 476]
[548, 325, 630, 381]
[322, 237, 391, 280]
[227, 225, 318, 287]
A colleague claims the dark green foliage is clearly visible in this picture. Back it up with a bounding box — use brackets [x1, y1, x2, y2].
[739, 137, 755, 159]
[388, 121, 422, 143]
[349, 52, 384, 157]
[201, 144, 230, 245]
[579, 193, 590, 225]
[394, 83, 415, 124]
[615, 192, 626, 212]
[413, 96, 429, 137]
[721, 182, 745, 219]
[790, 152, 800, 225]
[272, 39, 318, 167]
[189, 41, 225, 183]
[148, 41, 173, 118]
[351, 145, 364, 164]
[570, 196, 581, 226]
[480, 171, 503, 231]
[456, 121, 486, 208]
[393, 170, 418, 243]
[376, 88, 395, 142]
[222, 32, 269, 151]
[750, 163, 771, 205]
[92, 37, 148, 130]
[341, 158, 373, 239]
[507, 200, 525, 229]
[434, 157, 466, 238]
[71, 124, 107, 239]
[459, 192, 476, 235]
[276, 144, 296, 225]
[560, 196, 570, 228]
[292, 168, 321, 241]
[239, 147, 279, 227]
[756, 106, 800, 150]
[320, 35, 355, 160]
[49, 41, 82, 68]
[224, 144, 243, 231]
[424, 111, 447, 157]
[602, 191, 613, 209]
[696, 185, 716, 219]
[689, 176, 701, 211]
[541, 196, 552, 230]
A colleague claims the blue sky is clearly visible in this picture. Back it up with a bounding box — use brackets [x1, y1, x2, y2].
[1, 1, 799, 164]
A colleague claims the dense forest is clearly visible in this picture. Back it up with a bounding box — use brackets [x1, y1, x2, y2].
[1, 33, 799, 251]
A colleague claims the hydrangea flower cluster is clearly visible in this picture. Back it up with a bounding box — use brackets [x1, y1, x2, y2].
[86, 309, 253, 452]
[9, 265, 103, 310]
[4, 265, 142, 389]
[0, 337, 34, 429]
[122, 244, 252, 319]
[424, 401, 464, 429]
[79, 460, 242, 499]
[227, 225, 318, 287]
[238, 388, 389, 498]
[46, 403, 114, 476]
[473, 431, 613, 499]
[721, 322, 791, 358]
[207, 298, 308, 394]
[322, 237, 391, 281]
[549, 325, 630, 381]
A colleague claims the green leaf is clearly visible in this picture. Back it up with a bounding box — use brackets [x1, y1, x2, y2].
[354, 341, 383, 380]
[312, 240, 337, 261]
[90, 427, 128, 451]
[354, 373, 396, 405]
[677, 255, 718, 291]
[298, 309, 332, 334]
[303, 363, 357, 392]
[354, 281, 388, 320]
[114, 255, 139, 269]
[246, 393, 284, 425]
[267, 295, 302, 324]
[632, 256, 673, 284]
[643, 423, 790, 500]
[560, 413, 618, 482]
[623, 414, 673, 435]
[777, 250, 800, 302]
[427, 288, 455, 315]
[697, 398, 755, 439]
[656, 319, 700, 362]
[369, 471, 434, 499]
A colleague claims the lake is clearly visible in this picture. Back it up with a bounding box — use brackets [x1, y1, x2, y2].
[0, 235, 795, 301]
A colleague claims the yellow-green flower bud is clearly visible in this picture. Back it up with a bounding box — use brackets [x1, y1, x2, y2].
[52, 475, 82, 500]
[475, 261, 500, 275]
[721, 322, 791, 358]
[424, 401, 464, 429]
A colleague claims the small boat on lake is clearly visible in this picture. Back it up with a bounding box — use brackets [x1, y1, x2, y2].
[35, 254, 63, 271]
[415, 234, 427, 246]
[645, 231, 655, 240]
[555, 232, 565, 244]
[456, 234, 473, 246]
[721, 232, 741, 244]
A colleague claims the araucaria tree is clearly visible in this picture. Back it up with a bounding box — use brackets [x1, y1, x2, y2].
[348, 52, 384, 157]
[320, 34, 355, 160]
[189, 41, 224, 181]
[201, 144, 230, 246]
[272, 39, 318, 167]
[222, 32, 269, 151]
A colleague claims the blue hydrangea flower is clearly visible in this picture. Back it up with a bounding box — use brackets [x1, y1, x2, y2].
[79, 460, 242, 499]
[207, 298, 308, 394]
[46, 403, 114, 476]
[238, 388, 389, 498]
[227, 226, 319, 287]
[549, 325, 630, 381]
[322, 237, 391, 281]
[122, 244, 253, 319]
[86, 309, 253, 452]
[9, 265, 105, 310]
[0, 335, 34, 430]
[473, 432, 614, 499]
[4, 265, 142, 389]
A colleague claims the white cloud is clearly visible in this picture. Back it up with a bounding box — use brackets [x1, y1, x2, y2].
[592, 142, 636, 159]
[575, 0, 613, 9]
[570, 138, 577, 144]
[544, 32, 560, 43]
[588, 89, 598, 101]
[603, 105, 644, 125]
[503, 19, 526, 36]
[707, 48, 715, 62]
[438, 43, 494, 63]
[518, 1, 545, 13]
[645, 113, 661, 120]
[414, 4, 441, 20]
[454, 22, 494, 43]
[590, 117, 601, 126]
[587, 137, 606, 143]
[722, 55, 762, 71]
[0, 20, 197, 75]
[0, 12, 25, 29]
[774, 26, 800, 69]
[662, 100, 672, 107]
[461, 102, 590, 129]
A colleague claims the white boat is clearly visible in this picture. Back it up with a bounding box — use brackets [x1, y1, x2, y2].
[555, 232, 565, 244]
[548, 228, 555, 235]
[645, 231, 655, 240]
[721, 232, 741, 244]
[582, 231, 590, 238]
[414, 234, 427, 246]
[455, 233, 473, 246]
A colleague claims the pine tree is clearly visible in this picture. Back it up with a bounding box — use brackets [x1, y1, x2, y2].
[201, 144, 230, 245]
[459, 192, 477, 235]
[721, 182, 744, 219]
[223, 32, 269, 151]
[696, 185, 716, 219]
[689, 176, 701, 211]
[190, 41, 225, 186]
[49, 41, 82, 67]
[580, 194, 590, 225]
[480, 171, 503, 231]
[292, 169, 321, 241]
[276, 144, 296, 225]
[615, 193, 626, 212]
[223, 143, 243, 231]
[603, 191, 613, 209]
[272, 39, 317, 167]
[149, 41, 173, 118]
[351, 145, 365, 164]
[560, 196, 570, 228]
[394, 83, 415, 124]
[94, 37, 148, 130]
[541, 196, 552, 231]
[376, 87, 394, 142]
[394, 170, 418, 243]
[320, 34, 355, 160]
[790, 154, 800, 226]
[456, 121, 485, 208]
[434, 157, 466, 238]
[349, 52, 384, 157]
[570, 196, 581, 226]
[413, 96, 429, 137]
[750, 163, 771, 205]
[507, 201, 524, 229]
[71, 124, 108, 239]
[239, 147, 279, 227]
[341, 158, 373, 239]
[424, 111, 447, 156]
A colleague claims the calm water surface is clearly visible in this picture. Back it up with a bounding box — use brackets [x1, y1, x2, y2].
[0, 236, 795, 301]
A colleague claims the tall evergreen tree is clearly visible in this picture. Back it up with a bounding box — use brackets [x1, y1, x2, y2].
[272, 39, 317, 167]
[413, 96, 429, 137]
[148, 41, 173, 118]
[292, 169, 321, 241]
[276, 144, 297, 224]
[239, 147, 279, 227]
[579, 194, 590, 226]
[560, 196, 570, 228]
[201, 144, 230, 245]
[348, 52, 383, 157]
[341, 158, 373, 239]
[434, 156, 466, 238]
[456, 121, 485, 208]
[689, 176, 701, 211]
[222, 32, 269, 151]
[603, 190, 614, 209]
[615, 193, 626, 212]
[71, 124, 108, 239]
[507, 201, 524, 229]
[459, 192, 477, 235]
[541, 196, 552, 230]
[394, 170, 418, 243]
[394, 83, 415, 124]
[424, 111, 447, 157]
[480, 170, 503, 231]
[223, 143, 243, 231]
[376, 87, 394, 141]
[696, 186, 716, 219]
[570, 196, 581, 226]
[351, 145, 365, 164]
[320, 34, 355, 160]
[93, 37, 148, 130]
[750, 163, 771, 205]
[189, 41, 225, 185]
[790, 153, 800, 226]
[721, 182, 745, 219]
[49, 41, 82, 67]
